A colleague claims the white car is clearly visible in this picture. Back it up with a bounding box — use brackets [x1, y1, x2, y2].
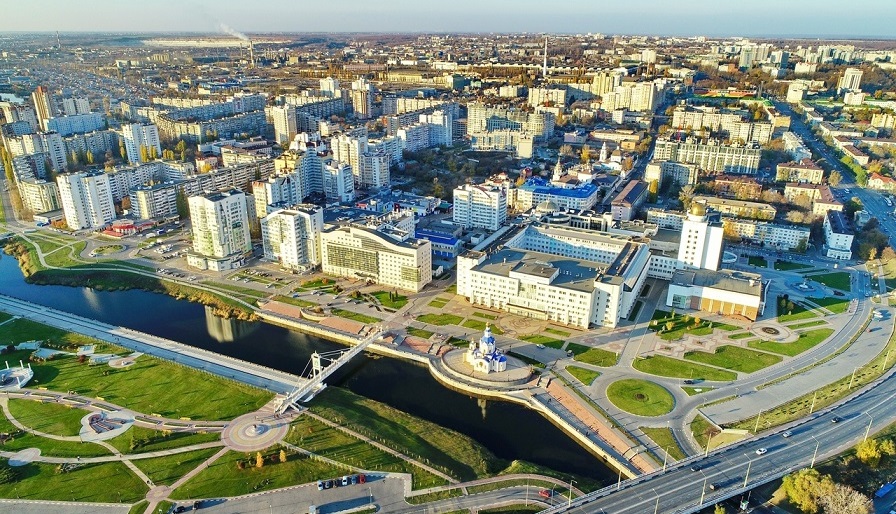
[782, 431, 792, 438]
[755, 448, 768, 456]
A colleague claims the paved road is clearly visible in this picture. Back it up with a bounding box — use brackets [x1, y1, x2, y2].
[546, 353, 896, 513]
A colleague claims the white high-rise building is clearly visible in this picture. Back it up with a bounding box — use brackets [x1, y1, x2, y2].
[323, 161, 354, 203]
[358, 151, 390, 190]
[187, 189, 252, 271]
[677, 205, 724, 271]
[271, 105, 297, 145]
[261, 205, 324, 270]
[5, 132, 67, 172]
[838, 67, 863, 92]
[252, 172, 303, 217]
[319, 77, 340, 98]
[62, 97, 90, 116]
[331, 132, 367, 182]
[56, 171, 116, 230]
[31, 86, 56, 131]
[121, 123, 161, 164]
[350, 78, 374, 120]
[18, 178, 61, 214]
[453, 183, 507, 231]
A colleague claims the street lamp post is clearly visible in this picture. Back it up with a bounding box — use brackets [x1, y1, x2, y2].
[653, 488, 660, 514]
[616, 469, 622, 490]
[811, 436, 820, 468]
[568, 478, 576, 508]
[662, 445, 670, 472]
[743, 457, 753, 489]
[809, 391, 817, 414]
[705, 431, 715, 457]
[699, 476, 707, 506]
[753, 409, 763, 433]
[849, 367, 859, 389]
[864, 412, 874, 442]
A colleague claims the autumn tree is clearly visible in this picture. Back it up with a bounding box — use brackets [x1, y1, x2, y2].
[255, 452, 264, 468]
[816, 482, 871, 514]
[856, 438, 882, 467]
[714, 505, 727, 514]
[580, 145, 591, 164]
[279, 449, 287, 463]
[881, 247, 896, 263]
[782, 467, 826, 513]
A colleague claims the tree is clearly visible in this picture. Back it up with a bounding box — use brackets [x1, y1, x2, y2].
[175, 189, 190, 220]
[786, 211, 806, 224]
[869, 247, 879, 261]
[255, 451, 264, 468]
[795, 238, 809, 254]
[856, 438, 882, 467]
[782, 468, 826, 513]
[816, 482, 871, 514]
[881, 247, 896, 263]
[714, 505, 727, 514]
[279, 449, 287, 463]
[559, 144, 574, 157]
[647, 180, 659, 203]
[580, 144, 591, 164]
[679, 185, 696, 210]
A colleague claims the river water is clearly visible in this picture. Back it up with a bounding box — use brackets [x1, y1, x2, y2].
[0, 255, 615, 482]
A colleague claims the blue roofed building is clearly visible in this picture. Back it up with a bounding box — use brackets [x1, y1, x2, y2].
[512, 177, 599, 212]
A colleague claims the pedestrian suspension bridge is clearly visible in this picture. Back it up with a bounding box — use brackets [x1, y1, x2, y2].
[275, 329, 383, 414]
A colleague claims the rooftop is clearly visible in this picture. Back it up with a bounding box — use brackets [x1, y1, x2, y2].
[472, 247, 600, 293]
[826, 210, 853, 235]
[612, 180, 648, 207]
[672, 268, 764, 297]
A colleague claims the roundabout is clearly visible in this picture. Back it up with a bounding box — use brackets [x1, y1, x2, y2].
[221, 411, 291, 452]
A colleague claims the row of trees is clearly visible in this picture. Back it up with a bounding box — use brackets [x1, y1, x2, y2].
[782, 468, 869, 514]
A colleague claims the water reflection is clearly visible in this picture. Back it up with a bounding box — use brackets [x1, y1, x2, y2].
[204, 306, 259, 342]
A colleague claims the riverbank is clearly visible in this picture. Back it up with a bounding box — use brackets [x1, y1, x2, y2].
[3, 237, 257, 321]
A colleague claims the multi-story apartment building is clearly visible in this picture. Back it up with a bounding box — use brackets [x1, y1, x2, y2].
[453, 183, 508, 231]
[31, 86, 56, 131]
[261, 205, 324, 270]
[693, 196, 776, 220]
[130, 183, 178, 220]
[121, 123, 161, 164]
[187, 189, 252, 271]
[62, 97, 90, 116]
[56, 171, 116, 230]
[46, 113, 105, 137]
[252, 173, 303, 218]
[776, 159, 824, 184]
[644, 160, 698, 187]
[611, 180, 648, 221]
[653, 137, 761, 174]
[783, 183, 843, 216]
[6, 132, 67, 172]
[823, 210, 854, 260]
[722, 218, 810, 250]
[17, 178, 61, 214]
[320, 224, 432, 292]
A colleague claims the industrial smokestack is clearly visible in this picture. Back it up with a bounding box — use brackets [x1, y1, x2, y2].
[543, 36, 548, 79]
[249, 40, 255, 69]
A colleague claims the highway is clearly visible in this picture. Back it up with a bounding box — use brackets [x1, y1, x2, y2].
[547, 358, 896, 513]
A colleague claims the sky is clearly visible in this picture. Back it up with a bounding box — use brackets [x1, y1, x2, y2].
[2, 0, 895, 38]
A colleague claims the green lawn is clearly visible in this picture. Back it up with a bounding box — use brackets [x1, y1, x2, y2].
[0, 317, 271, 421]
[606, 379, 675, 417]
[633, 355, 737, 381]
[0, 411, 110, 458]
[568, 344, 617, 367]
[648, 310, 717, 341]
[748, 256, 768, 268]
[370, 290, 408, 309]
[330, 309, 381, 324]
[7, 399, 88, 437]
[520, 334, 565, 349]
[416, 313, 464, 326]
[544, 328, 571, 337]
[272, 295, 315, 308]
[748, 328, 834, 357]
[132, 447, 222, 486]
[684, 346, 782, 374]
[0, 460, 148, 503]
[566, 366, 600, 386]
[786, 320, 828, 329]
[810, 296, 850, 314]
[309, 387, 501, 481]
[169, 449, 345, 500]
[472, 311, 498, 320]
[461, 319, 504, 334]
[774, 260, 812, 271]
[104, 425, 222, 454]
[640, 427, 686, 461]
[682, 386, 713, 396]
[809, 271, 852, 292]
[776, 296, 818, 323]
[728, 332, 753, 340]
[690, 415, 717, 451]
[406, 327, 435, 339]
[286, 416, 447, 489]
[428, 299, 449, 308]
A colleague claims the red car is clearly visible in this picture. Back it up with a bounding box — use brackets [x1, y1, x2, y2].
[358, 474, 366, 484]
[539, 489, 552, 498]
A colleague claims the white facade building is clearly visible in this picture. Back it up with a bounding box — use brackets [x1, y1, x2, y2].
[677, 205, 724, 271]
[453, 183, 508, 231]
[823, 210, 854, 260]
[121, 123, 162, 164]
[261, 205, 323, 270]
[320, 224, 432, 292]
[187, 189, 252, 271]
[57, 171, 116, 230]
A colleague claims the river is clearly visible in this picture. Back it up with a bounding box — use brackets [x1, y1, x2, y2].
[0, 255, 615, 482]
